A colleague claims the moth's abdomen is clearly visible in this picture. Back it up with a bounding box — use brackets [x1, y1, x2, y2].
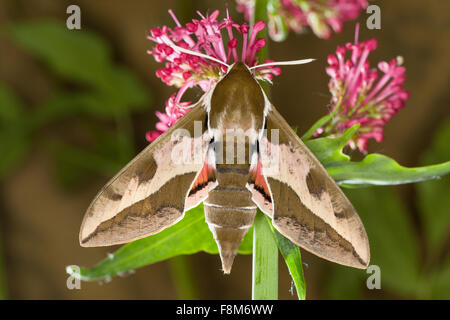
[204, 164, 256, 274]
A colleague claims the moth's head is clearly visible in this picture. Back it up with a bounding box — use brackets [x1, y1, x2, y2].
[221, 61, 256, 83]
[227, 62, 253, 75]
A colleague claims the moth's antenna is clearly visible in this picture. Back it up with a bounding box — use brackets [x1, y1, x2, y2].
[162, 40, 230, 69]
[250, 59, 315, 70]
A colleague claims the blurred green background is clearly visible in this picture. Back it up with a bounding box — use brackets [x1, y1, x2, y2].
[0, 0, 449, 299]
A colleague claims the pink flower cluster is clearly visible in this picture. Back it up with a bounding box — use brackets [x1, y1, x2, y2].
[236, 0, 368, 39]
[146, 10, 281, 141]
[319, 36, 409, 152]
[145, 94, 191, 142]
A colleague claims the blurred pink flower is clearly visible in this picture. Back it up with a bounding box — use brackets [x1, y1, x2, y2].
[236, 0, 254, 21]
[146, 9, 281, 141]
[318, 30, 410, 152]
[236, 0, 368, 39]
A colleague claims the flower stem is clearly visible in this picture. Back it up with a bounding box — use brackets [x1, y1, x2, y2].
[252, 0, 279, 300]
[168, 255, 199, 300]
[251, 0, 269, 63]
[252, 211, 278, 299]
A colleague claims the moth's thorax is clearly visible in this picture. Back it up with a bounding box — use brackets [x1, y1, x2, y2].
[209, 62, 265, 133]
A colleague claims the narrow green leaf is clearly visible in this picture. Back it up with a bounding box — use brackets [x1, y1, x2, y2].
[329, 154, 450, 187]
[252, 211, 278, 300]
[304, 125, 450, 187]
[301, 104, 340, 141]
[267, 217, 306, 300]
[305, 124, 359, 166]
[69, 204, 251, 281]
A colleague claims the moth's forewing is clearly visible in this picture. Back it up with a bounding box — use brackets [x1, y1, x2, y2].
[79, 101, 211, 247]
[258, 105, 370, 269]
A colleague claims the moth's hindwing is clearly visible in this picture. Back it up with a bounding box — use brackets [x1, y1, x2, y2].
[79, 101, 211, 247]
[257, 105, 370, 269]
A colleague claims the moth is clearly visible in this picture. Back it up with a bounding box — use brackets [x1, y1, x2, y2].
[79, 49, 370, 274]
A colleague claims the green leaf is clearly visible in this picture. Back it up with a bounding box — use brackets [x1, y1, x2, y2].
[10, 21, 149, 117]
[301, 103, 339, 141]
[10, 20, 111, 87]
[107, 66, 150, 114]
[305, 124, 358, 166]
[69, 204, 251, 281]
[329, 154, 450, 187]
[416, 117, 450, 254]
[44, 116, 136, 188]
[30, 92, 104, 127]
[0, 84, 25, 123]
[304, 126, 450, 187]
[50, 142, 123, 188]
[267, 217, 306, 300]
[345, 187, 421, 296]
